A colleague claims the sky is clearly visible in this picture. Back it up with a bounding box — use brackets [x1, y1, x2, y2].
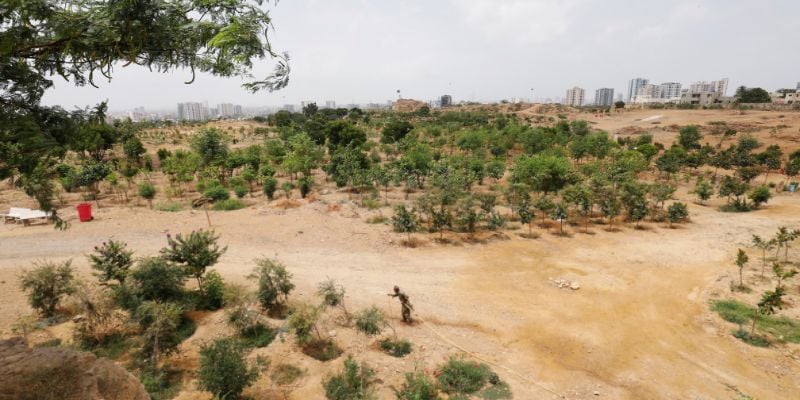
[42, 0, 800, 111]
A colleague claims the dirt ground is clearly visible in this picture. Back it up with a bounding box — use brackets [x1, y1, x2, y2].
[2, 109, 800, 399]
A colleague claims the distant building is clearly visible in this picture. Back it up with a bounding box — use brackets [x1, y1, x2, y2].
[234, 105, 243, 116]
[796, 82, 800, 91]
[632, 82, 682, 104]
[689, 78, 728, 96]
[627, 78, 649, 102]
[658, 82, 682, 99]
[177, 102, 208, 121]
[595, 88, 614, 107]
[283, 104, 295, 112]
[324, 100, 336, 109]
[440, 95, 453, 107]
[679, 90, 730, 106]
[218, 103, 236, 117]
[565, 86, 585, 107]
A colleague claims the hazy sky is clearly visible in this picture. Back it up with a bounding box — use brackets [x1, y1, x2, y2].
[42, 0, 800, 111]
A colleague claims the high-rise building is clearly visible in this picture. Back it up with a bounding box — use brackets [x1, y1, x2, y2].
[565, 87, 585, 107]
[690, 78, 728, 95]
[796, 82, 800, 91]
[218, 103, 236, 117]
[440, 94, 453, 107]
[627, 78, 649, 102]
[234, 105, 243, 116]
[324, 100, 336, 109]
[177, 102, 208, 121]
[595, 88, 614, 107]
[658, 82, 682, 99]
[283, 104, 295, 112]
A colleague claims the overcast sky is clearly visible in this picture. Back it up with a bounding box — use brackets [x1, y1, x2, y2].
[42, 0, 800, 111]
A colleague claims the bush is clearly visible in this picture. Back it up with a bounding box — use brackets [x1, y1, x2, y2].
[436, 356, 493, 394]
[394, 371, 440, 400]
[263, 176, 278, 200]
[748, 186, 772, 207]
[212, 198, 246, 211]
[379, 338, 412, 357]
[324, 355, 376, 400]
[128, 257, 188, 303]
[299, 176, 313, 198]
[238, 323, 276, 348]
[88, 240, 133, 286]
[355, 306, 385, 337]
[203, 185, 230, 201]
[136, 301, 185, 364]
[233, 184, 248, 198]
[139, 367, 181, 400]
[250, 258, 295, 312]
[198, 270, 225, 310]
[288, 302, 322, 344]
[138, 182, 157, 208]
[733, 329, 770, 347]
[303, 338, 343, 361]
[155, 201, 183, 212]
[198, 338, 258, 399]
[19, 260, 76, 317]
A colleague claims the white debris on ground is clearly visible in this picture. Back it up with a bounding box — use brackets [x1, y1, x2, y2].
[549, 277, 581, 290]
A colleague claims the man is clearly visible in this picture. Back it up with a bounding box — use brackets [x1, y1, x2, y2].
[388, 285, 414, 324]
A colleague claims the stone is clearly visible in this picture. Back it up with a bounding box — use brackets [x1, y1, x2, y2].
[570, 282, 581, 290]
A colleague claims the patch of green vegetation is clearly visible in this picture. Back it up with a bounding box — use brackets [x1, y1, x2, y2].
[302, 338, 342, 362]
[270, 363, 304, 385]
[437, 356, 495, 395]
[379, 338, 412, 357]
[479, 381, 513, 400]
[712, 299, 800, 344]
[155, 201, 183, 212]
[85, 333, 134, 360]
[238, 323, 276, 349]
[732, 329, 770, 347]
[140, 367, 182, 400]
[176, 316, 197, 342]
[212, 198, 246, 211]
[33, 338, 62, 348]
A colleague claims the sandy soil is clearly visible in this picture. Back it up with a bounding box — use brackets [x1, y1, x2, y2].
[2, 109, 800, 399]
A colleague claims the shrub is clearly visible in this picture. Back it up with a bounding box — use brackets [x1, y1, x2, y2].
[733, 329, 770, 347]
[203, 185, 230, 201]
[198, 338, 258, 399]
[666, 202, 689, 226]
[324, 356, 376, 400]
[238, 323, 276, 348]
[136, 301, 185, 364]
[303, 338, 343, 361]
[138, 181, 157, 208]
[394, 371, 440, 400]
[317, 279, 346, 308]
[436, 356, 492, 394]
[139, 367, 181, 400]
[233, 184, 248, 199]
[19, 260, 76, 317]
[299, 176, 313, 198]
[271, 363, 304, 386]
[249, 258, 295, 312]
[748, 186, 772, 207]
[198, 270, 225, 310]
[212, 198, 246, 211]
[288, 302, 322, 345]
[155, 201, 183, 212]
[128, 257, 187, 303]
[379, 338, 412, 357]
[88, 240, 133, 286]
[354, 306, 385, 337]
[263, 176, 278, 200]
[161, 229, 227, 296]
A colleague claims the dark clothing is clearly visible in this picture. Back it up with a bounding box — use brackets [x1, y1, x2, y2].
[390, 290, 413, 323]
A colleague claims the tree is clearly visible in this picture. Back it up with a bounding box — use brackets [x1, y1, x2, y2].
[534, 196, 555, 226]
[691, 177, 713, 205]
[324, 356, 376, 400]
[317, 279, 349, 318]
[751, 286, 785, 336]
[75, 162, 110, 206]
[288, 302, 323, 344]
[431, 206, 453, 240]
[303, 102, 319, 117]
[757, 144, 783, 183]
[735, 249, 749, 288]
[677, 125, 702, 150]
[666, 202, 688, 227]
[136, 301, 184, 365]
[198, 338, 258, 400]
[600, 195, 621, 229]
[128, 257, 188, 303]
[249, 258, 295, 312]
[735, 87, 772, 103]
[354, 306, 387, 337]
[748, 186, 772, 208]
[161, 230, 227, 295]
[88, 240, 133, 286]
[551, 202, 568, 234]
[137, 181, 156, 208]
[511, 154, 577, 194]
[751, 235, 775, 276]
[325, 121, 367, 153]
[517, 199, 535, 235]
[394, 371, 440, 400]
[19, 260, 76, 317]
[614, 101, 626, 109]
[772, 263, 798, 289]
[263, 176, 278, 200]
[284, 133, 323, 178]
[123, 136, 146, 164]
[381, 119, 414, 144]
[392, 205, 418, 241]
[192, 128, 230, 167]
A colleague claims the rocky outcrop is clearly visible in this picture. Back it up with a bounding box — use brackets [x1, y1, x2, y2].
[0, 337, 149, 400]
[393, 98, 427, 113]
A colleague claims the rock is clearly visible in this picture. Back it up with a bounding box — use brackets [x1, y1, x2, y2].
[570, 282, 581, 290]
[594, 391, 600, 396]
[328, 330, 337, 338]
[0, 336, 149, 400]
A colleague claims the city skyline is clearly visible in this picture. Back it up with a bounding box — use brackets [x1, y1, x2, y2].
[41, 1, 800, 110]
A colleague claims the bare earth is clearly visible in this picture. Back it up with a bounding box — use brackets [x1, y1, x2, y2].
[1, 109, 800, 399]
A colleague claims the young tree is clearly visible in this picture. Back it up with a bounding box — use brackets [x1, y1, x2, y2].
[161, 230, 227, 295]
[431, 206, 452, 240]
[88, 240, 134, 286]
[249, 258, 295, 312]
[517, 199, 535, 236]
[691, 177, 713, 205]
[751, 286, 785, 336]
[551, 202, 568, 234]
[666, 202, 689, 227]
[198, 338, 258, 400]
[324, 356, 376, 400]
[735, 249, 749, 288]
[354, 306, 387, 337]
[19, 260, 76, 317]
[600, 195, 621, 229]
[392, 205, 418, 241]
[287, 302, 323, 345]
[263, 176, 278, 200]
[137, 181, 157, 208]
[317, 279, 349, 318]
[136, 301, 184, 365]
[748, 186, 772, 208]
[534, 196, 555, 226]
[128, 257, 188, 303]
[751, 235, 775, 276]
[677, 125, 702, 150]
[772, 263, 798, 289]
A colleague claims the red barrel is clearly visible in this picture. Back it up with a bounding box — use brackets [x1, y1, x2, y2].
[76, 203, 93, 222]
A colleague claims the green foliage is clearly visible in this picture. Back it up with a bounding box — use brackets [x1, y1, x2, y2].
[198, 271, 225, 310]
[436, 356, 494, 395]
[19, 260, 76, 317]
[238, 323, 276, 349]
[317, 279, 346, 308]
[735, 86, 772, 103]
[382, 119, 414, 143]
[191, 128, 230, 166]
[161, 229, 227, 294]
[392, 205, 418, 238]
[212, 198, 246, 211]
[136, 301, 186, 364]
[354, 306, 386, 337]
[88, 240, 133, 286]
[155, 201, 183, 212]
[299, 175, 314, 198]
[271, 363, 304, 386]
[139, 367, 181, 400]
[748, 186, 772, 207]
[137, 181, 157, 207]
[203, 185, 230, 201]
[250, 258, 295, 311]
[691, 177, 713, 204]
[712, 299, 800, 344]
[732, 329, 770, 347]
[512, 153, 577, 194]
[394, 371, 440, 400]
[666, 202, 689, 226]
[198, 338, 258, 399]
[233, 184, 248, 198]
[263, 176, 278, 200]
[128, 257, 188, 303]
[379, 338, 413, 358]
[677, 125, 702, 149]
[288, 302, 322, 345]
[324, 356, 376, 400]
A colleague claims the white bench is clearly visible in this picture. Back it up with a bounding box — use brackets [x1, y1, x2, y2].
[1, 207, 31, 223]
[18, 209, 53, 226]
